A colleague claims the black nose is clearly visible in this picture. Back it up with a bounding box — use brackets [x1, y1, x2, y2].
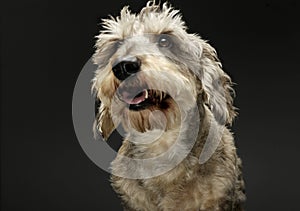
[112, 57, 141, 80]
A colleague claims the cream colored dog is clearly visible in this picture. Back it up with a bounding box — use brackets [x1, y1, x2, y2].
[92, 1, 245, 210]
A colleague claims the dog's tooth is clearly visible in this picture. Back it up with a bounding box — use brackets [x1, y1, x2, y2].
[145, 90, 148, 99]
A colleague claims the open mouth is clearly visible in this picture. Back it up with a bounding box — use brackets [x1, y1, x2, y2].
[117, 88, 169, 111]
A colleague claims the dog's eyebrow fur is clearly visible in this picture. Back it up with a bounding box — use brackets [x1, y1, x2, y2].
[159, 30, 173, 35]
[108, 38, 121, 42]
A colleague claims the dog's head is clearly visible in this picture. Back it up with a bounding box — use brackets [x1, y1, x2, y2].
[92, 1, 236, 140]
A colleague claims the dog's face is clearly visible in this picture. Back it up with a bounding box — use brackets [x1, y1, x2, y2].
[93, 2, 236, 140]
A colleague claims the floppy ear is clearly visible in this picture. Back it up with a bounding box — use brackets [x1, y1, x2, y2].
[199, 41, 236, 125]
[94, 100, 115, 140]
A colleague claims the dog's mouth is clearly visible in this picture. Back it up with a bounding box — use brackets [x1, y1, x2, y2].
[117, 88, 170, 111]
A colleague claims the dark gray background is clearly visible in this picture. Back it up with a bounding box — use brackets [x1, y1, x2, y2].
[1, 0, 300, 210]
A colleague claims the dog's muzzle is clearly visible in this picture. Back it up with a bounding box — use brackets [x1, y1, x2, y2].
[112, 56, 141, 81]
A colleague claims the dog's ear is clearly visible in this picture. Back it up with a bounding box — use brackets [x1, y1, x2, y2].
[94, 99, 116, 140]
[199, 41, 237, 125]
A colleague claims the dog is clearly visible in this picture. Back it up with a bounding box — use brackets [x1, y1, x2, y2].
[92, 1, 246, 210]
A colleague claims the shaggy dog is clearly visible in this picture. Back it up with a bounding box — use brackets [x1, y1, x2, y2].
[92, 1, 246, 210]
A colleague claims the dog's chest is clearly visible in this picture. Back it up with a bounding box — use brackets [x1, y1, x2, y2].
[112, 156, 226, 210]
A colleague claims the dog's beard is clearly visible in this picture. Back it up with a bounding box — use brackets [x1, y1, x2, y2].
[117, 91, 177, 133]
[110, 79, 194, 136]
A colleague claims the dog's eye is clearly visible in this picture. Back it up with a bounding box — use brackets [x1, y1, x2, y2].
[158, 35, 171, 48]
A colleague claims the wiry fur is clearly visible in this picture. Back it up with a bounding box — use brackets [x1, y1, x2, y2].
[92, 1, 245, 210]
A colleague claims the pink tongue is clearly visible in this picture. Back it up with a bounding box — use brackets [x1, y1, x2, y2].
[121, 90, 146, 105]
